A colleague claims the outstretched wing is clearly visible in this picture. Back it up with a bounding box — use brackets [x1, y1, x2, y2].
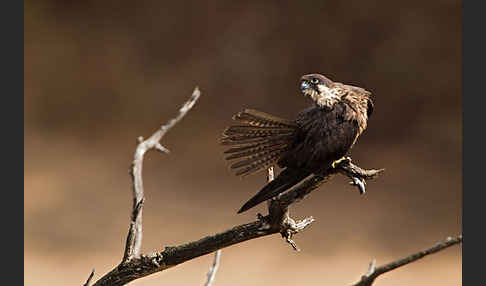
[221, 109, 297, 177]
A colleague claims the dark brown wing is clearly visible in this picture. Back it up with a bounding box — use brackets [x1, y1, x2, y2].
[277, 105, 360, 173]
[221, 109, 297, 177]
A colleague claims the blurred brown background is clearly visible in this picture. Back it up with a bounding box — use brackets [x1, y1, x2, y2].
[24, 1, 461, 285]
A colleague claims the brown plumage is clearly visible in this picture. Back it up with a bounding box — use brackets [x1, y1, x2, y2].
[221, 109, 296, 176]
[221, 74, 374, 213]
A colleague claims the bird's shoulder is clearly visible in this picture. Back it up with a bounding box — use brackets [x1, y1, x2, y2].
[294, 104, 350, 127]
[332, 82, 372, 97]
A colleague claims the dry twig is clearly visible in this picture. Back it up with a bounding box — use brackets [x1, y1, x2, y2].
[124, 87, 201, 262]
[352, 235, 463, 286]
[83, 269, 95, 286]
[204, 250, 221, 286]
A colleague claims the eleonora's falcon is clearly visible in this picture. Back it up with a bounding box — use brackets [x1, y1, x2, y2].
[221, 74, 374, 213]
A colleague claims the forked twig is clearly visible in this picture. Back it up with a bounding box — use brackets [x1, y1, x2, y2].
[352, 235, 463, 286]
[124, 87, 201, 261]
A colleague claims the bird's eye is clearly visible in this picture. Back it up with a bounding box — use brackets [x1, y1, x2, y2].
[310, 78, 319, 84]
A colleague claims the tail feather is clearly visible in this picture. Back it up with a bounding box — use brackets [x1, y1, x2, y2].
[224, 127, 294, 137]
[224, 141, 286, 154]
[230, 149, 285, 169]
[233, 152, 285, 177]
[225, 143, 288, 160]
[220, 134, 293, 146]
[237, 168, 310, 213]
[233, 109, 296, 128]
[221, 136, 270, 145]
[221, 109, 297, 177]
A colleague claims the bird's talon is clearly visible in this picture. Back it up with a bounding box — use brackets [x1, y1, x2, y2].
[349, 177, 367, 195]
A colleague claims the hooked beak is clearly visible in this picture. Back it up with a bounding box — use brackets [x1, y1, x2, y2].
[300, 80, 311, 91]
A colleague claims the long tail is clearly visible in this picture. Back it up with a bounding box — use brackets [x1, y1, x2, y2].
[221, 109, 297, 177]
[237, 168, 310, 213]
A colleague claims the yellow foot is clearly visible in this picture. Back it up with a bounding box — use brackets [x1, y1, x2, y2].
[331, 156, 351, 169]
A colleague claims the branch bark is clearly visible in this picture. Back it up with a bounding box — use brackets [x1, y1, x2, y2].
[352, 235, 463, 286]
[85, 87, 386, 285]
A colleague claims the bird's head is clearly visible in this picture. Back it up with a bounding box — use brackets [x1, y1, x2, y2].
[300, 74, 341, 107]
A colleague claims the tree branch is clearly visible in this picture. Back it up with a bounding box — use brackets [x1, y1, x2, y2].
[85, 88, 385, 285]
[123, 87, 201, 262]
[266, 166, 315, 251]
[204, 250, 221, 286]
[90, 161, 381, 285]
[352, 235, 463, 286]
[83, 269, 95, 286]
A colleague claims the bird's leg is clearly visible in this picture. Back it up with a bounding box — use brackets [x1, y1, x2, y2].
[331, 156, 352, 169]
[331, 156, 368, 194]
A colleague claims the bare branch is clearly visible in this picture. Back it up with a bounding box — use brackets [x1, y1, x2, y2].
[92, 219, 277, 285]
[204, 250, 221, 286]
[352, 235, 463, 286]
[280, 215, 315, 251]
[83, 269, 95, 286]
[272, 157, 384, 213]
[90, 159, 382, 285]
[265, 166, 317, 251]
[123, 87, 201, 262]
[364, 259, 376, 277]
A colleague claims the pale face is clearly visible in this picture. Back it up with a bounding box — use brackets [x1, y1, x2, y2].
[300, 74, 341, 107]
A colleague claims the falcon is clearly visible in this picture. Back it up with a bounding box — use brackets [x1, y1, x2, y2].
[221, 73, 374, 213]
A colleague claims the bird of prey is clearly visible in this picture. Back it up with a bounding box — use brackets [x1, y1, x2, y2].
[221, 73, 374, 213]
